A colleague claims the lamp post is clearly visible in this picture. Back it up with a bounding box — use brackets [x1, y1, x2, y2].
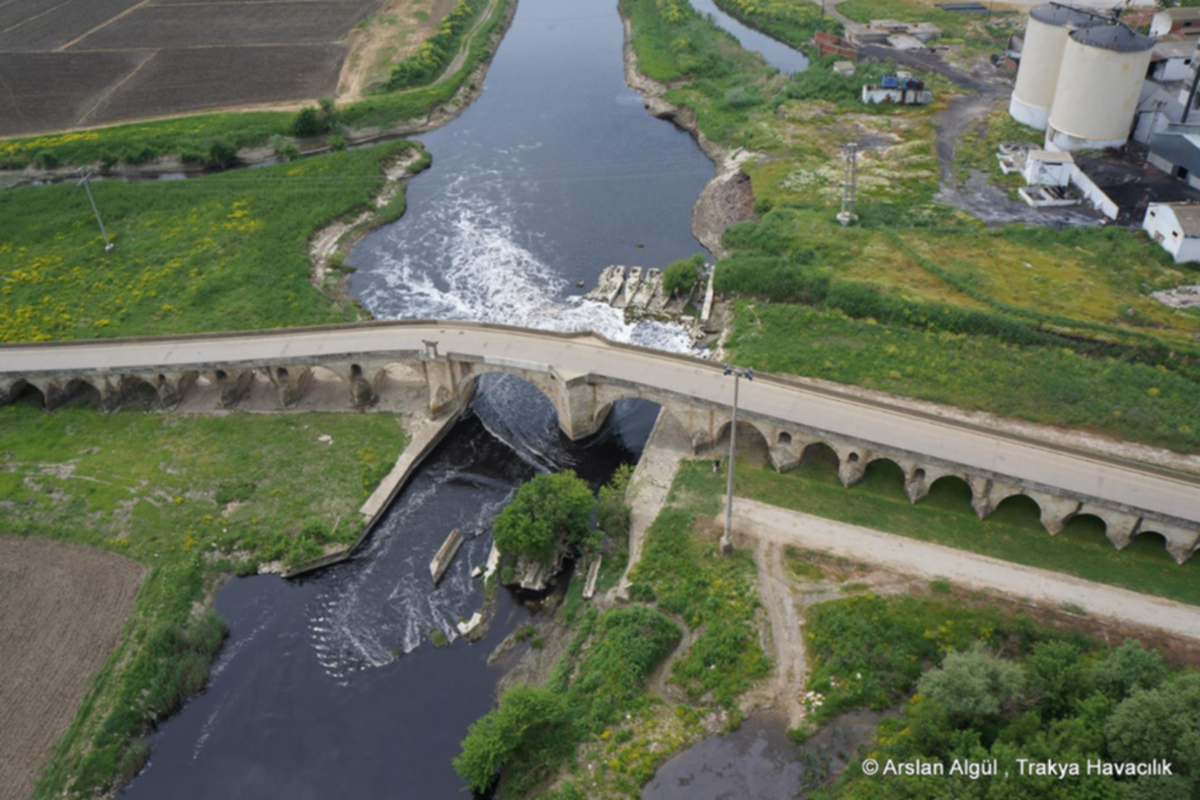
[721, 364, 752, 555]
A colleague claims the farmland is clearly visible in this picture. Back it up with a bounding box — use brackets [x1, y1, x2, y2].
[0, 0, 460, 138]
[0, 537, 145, 800]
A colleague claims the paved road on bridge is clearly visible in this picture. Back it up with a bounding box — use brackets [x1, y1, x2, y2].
[2, 321, 1198, 526]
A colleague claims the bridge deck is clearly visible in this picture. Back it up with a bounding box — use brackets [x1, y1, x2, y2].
[2, 320, 1198, 527]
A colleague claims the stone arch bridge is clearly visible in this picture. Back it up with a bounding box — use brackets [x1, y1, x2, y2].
[2, 321, 1198, 563]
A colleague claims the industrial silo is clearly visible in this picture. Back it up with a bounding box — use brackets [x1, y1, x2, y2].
[1046, 24, 1155, 151]
[1010, 5, 1101, 130]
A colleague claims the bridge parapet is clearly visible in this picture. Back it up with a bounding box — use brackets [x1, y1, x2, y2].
[1, 322, 1197, 564]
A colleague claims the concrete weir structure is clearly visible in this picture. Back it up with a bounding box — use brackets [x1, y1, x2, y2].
[2, 321, 1199, 563]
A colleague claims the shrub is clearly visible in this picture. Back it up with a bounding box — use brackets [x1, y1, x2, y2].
[493, 471, 597, 564]
[917, 644, 1025, 729]
[289, 107, 324, 137]
[206, 138, 237, 165]
[329, 134, 347, 151]
[1091, 639, 1167, 702]
[597, 463, 634, 539]
[662, 253, 705, 297]
[714, 252, 829, 303]
[722, 85, 761, 109]
[215, 479, 256, 506]
[36, 150, 60, 169]
[277, 143, 302, 161]
[453, 685, 570, 794]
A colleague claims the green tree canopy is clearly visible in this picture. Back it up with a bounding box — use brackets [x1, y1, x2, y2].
[1026, 640, 1091, 720]
[1091, 638, 1168, 702]
[493, 470, 597, 564]
[917, 644, 1025, 729]
[662, 253, 705, 297]
[453, 685, 569, 794]
[1105, 673, 1200, 779]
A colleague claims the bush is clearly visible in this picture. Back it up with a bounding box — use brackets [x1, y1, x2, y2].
[289, 107, 324, 137]
[917, 644, 1025, 729]
[453, 685, 570, 794]
[1091, 639, 1167, 702]
[215, 479, 256, 506]
[493, 471, 597, 564]
[277, 143, 302, 161]
[206, 138, 237, 166]
[597, 463, 633, 539]
[714, 251, 829, 303]
[328, 134, 347, 151]
[662, 253, 705, 298]
[36, 150, 60, 169]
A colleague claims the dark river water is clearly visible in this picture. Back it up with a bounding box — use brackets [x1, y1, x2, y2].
[120, 0, 815, 796]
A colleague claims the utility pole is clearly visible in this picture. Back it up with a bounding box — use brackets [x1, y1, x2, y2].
[77, 170, 114, 253]
[837, 142, 858, 227]
[721, 364, 753, 555]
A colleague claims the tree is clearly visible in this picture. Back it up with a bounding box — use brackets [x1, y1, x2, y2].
[453, 685, 569, 794]
[597, 463, 633, 539]
[1105, 673, 1200, 779]
[1091, 638, 1167, 702]
[662, 253, 705, 298]
[289, 107, 323, 138]
[206, 138, 236, 166]
[1026, 640, 1091, 719]
[917, 644, 1025, 729]
[493, 471, 597, 564]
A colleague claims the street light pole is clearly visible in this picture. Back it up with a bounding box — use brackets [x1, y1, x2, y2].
[721, 364, 752, 555]
[77, 170, 114, 253]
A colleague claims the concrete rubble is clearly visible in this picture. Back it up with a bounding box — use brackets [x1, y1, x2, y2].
[583, 264, 713, 338]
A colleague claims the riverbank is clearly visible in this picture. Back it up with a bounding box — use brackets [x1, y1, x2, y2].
[620, 13, 757, 258]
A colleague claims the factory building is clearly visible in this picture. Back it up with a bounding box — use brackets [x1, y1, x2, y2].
[1046, 25, 1156, 151]
[1009, 6, 1155, 151]
[1009, 5, 1100, 130]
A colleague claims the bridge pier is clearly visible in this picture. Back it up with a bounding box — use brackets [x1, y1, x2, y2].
[213, 370, 255, 409]
[265, 366, 313, 409]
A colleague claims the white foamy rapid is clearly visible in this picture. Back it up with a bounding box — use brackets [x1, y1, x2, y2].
[353, 166, 698, 354]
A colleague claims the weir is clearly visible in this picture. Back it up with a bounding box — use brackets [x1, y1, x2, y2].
[2, 320, 1198, 563]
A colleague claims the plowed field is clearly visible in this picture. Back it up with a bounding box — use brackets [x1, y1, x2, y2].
[0, 0, 390, 136]
[0, 537, 145, 800]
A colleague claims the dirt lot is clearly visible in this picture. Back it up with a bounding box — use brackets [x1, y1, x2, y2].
[0, 537, 145, 800]
[0, 0, 456, 137]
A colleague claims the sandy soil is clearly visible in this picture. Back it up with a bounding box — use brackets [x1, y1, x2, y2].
[0, 537, 145, 800]
[338, 0, 458, 102]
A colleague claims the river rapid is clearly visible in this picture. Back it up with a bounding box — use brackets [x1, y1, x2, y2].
[119, 0, 813, 796]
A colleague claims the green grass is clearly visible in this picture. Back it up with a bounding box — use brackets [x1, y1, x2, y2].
[2, 404, 409, 796]
[0, 141, 427, 342]
[627, 465, 771, 710]
[727, 301, 1200, 452]
[708, 455, 1200, 606]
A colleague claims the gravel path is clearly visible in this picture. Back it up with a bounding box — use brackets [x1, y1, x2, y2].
[724, 499, 1200, 642]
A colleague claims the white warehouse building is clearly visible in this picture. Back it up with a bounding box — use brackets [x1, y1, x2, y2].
[1143, 202, 1200, 263]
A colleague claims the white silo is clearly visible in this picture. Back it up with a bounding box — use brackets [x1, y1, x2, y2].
[1010, 5, 1101, 130]
[1046, 24, 1155, 151]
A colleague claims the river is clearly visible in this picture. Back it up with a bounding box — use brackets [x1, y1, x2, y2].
[120, 0, 813, 796]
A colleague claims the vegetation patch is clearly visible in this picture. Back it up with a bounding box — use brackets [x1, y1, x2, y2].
[628, 465, 770, 710]
[808, 594, 1200, 800]
[0, 142, 427, 342]
[1, 405, 408, 797]
[455, 606, 681, 797]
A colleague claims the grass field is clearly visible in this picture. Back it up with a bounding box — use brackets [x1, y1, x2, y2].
[0, 140, 425, 343]
[1, 403, 409, 797]
[623, 0, 1200, 455]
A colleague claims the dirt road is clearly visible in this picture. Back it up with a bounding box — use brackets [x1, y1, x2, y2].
[724, 499, 1200, 642]
[0, 537, 145, 800]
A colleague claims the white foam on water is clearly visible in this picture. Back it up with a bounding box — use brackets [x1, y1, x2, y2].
[354, 165, 696, 355]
